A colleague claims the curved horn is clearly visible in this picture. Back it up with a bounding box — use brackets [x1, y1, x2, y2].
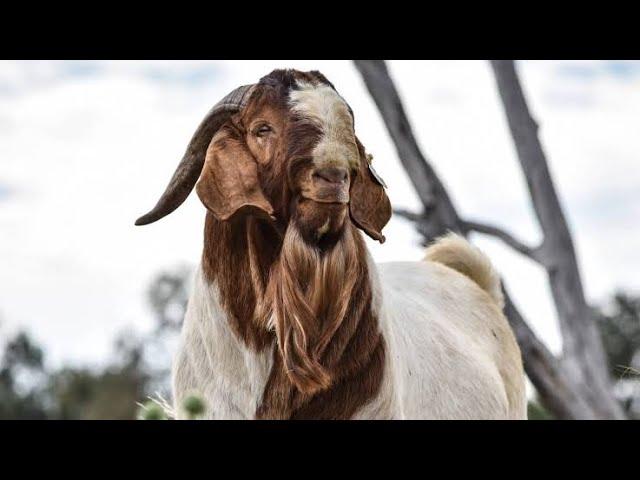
[135, 84, 256, 226]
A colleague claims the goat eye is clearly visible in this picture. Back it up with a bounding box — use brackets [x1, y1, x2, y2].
[254, 125, 273, 137]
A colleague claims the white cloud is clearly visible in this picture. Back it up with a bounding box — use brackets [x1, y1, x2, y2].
[0, 60, 638, 366]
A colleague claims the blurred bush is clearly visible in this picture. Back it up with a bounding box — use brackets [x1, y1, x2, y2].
[596, 293, 640, 418]
[0, 265, 191, 420]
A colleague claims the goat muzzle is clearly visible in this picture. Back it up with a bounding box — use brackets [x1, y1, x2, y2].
[300, 166, 350, 205]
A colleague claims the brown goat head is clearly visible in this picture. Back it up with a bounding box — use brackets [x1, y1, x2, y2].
[136, 69, 391, 396]
[135, 69, 391, 245]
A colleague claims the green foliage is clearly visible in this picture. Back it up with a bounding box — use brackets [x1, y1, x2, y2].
[595, 292, 640, 419]
[528, 292, 640, 419]
[137, 400, 168, 420]
[0, 329, 152, 420]
[49, 347, 150, 420]
[527, 400, 554, 420]
[0, 332, 48, 419]
[596, 293, 640, 378]
[147, 266, 191, 333]
[0, 266, 193, 419]
[182, 395, 206, 419]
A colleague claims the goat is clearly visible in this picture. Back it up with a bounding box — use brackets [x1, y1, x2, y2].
[136, 69, 526, 419]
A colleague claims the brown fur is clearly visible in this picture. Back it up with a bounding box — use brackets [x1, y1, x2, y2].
[255, 222, 385, 419]
[201, 213, 386, 419]
[198, 69, 390, 418]
[201, 213, 277, 351]
[349, 138, 392, 243]
[197, 125, 275, 223]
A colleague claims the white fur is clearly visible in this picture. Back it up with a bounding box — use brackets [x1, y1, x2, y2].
[356, 258, 526, 419]
[172, 266, 273, 420]
[172, 237, 526, 420]
[289, 81, 359, 170]
[424, 233, 505, 308]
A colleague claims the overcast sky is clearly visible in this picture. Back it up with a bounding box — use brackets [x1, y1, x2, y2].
[1, 60, 639, 368]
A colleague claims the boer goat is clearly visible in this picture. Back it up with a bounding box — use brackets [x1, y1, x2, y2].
[136, 69, 526, 419]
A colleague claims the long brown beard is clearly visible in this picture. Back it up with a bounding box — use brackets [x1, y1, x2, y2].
[253, 219, 363, 395]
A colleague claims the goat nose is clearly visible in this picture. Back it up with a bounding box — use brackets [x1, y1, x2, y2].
[313, 166, 348, 184]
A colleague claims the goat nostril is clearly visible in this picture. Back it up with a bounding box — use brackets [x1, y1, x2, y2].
[313, 167, 348, 184]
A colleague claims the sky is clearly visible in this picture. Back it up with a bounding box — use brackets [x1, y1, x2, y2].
[0, 60, 639, 369]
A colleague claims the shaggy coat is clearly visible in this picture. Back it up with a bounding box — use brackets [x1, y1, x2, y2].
[137, 69, 526, 420]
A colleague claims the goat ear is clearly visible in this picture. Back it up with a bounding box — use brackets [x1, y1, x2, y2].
[196, 126, 275, 222]
[349, 137, 391, 243]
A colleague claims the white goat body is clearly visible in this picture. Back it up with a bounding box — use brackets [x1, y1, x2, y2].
[172, 234, 527, 420]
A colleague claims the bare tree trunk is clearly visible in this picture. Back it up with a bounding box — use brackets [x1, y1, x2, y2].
[353, 59, 625, 419]
[490, 60, 624, 419]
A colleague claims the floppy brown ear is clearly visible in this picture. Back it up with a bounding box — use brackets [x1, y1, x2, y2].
[196, 125, 275, 222]
[135, 84, 255, 226]
[349, 137, 391, 243]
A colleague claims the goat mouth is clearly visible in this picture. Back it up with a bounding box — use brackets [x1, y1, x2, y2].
[304, 197, 349, 205]
[300, 190, 349, 205]
[292, 200, 349, 247]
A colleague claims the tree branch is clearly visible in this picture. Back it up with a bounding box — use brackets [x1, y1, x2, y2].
[461, 219, 543, 263]
[393, 208, 424, 223]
